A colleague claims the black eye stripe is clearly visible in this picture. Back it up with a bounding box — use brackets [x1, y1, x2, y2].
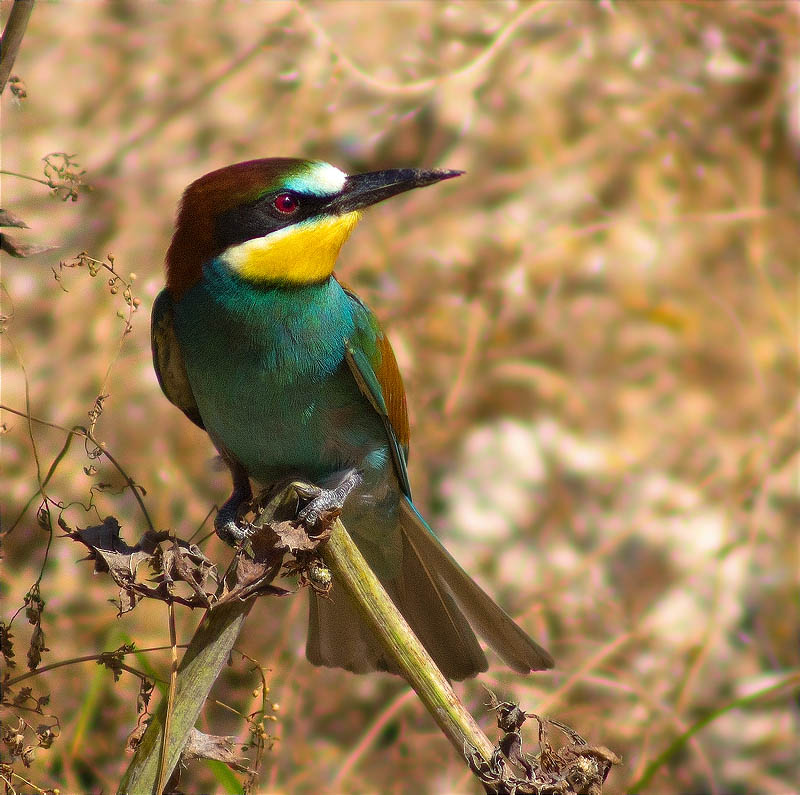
[214, 191, 333, 251]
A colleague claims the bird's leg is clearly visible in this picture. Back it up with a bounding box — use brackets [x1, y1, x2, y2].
[214, 461, 254, 545]
[296, 468, 362, 528]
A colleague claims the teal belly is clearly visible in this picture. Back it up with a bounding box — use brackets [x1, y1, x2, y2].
[174, 271, 380, 478]
[174, 265, 401, 575]
[192, 354, 387, 485]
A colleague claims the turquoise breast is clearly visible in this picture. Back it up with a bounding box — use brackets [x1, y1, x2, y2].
[173, 261, 388, 485]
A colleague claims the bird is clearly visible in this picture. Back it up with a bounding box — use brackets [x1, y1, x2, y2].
[151, 157, 554, 680]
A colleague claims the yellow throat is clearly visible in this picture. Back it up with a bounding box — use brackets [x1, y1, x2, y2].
[222, 211, 361, 285]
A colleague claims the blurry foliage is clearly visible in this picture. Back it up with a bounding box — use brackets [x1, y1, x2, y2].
[1, 1, 799, 793]
[470, 691, 620, 793]
[40, 153, 87, 202]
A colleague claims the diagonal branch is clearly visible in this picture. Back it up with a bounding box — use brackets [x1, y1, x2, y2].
[0, 0, 34, 94]
[116, 482, 497, 794]
[116, 596, 254, 795]
[320, 517, 496, 763]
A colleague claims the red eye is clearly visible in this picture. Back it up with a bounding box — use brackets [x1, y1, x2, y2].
[273, 193, 299, 214]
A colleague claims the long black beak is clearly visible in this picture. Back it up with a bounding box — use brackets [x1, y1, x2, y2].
[327, 168, 463, 214]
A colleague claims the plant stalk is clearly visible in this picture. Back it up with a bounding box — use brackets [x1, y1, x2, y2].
[0, 0, 35, 93]
[118, 492, 495, 793]
[320, 517, 496, 763]
[116, 597, 253, 795]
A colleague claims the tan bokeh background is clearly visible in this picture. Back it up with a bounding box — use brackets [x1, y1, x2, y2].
[2, 2, 799, 793]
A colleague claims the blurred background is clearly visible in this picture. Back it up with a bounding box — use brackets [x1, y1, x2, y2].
[2, 1, 798, 793]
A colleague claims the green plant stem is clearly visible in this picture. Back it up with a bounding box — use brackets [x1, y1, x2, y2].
[0, 169, 50, 186]
[116, 598, 254, 795]
[627, 671, 800, 792]
[117, 500, 495, 793]
[320, 518, 496, 764]
[155, 602, 180, 795]
[5, 646, 184, 687]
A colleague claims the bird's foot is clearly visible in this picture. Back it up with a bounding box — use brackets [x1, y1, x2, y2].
[214, 477, 254, 546]
[296, 468, 362, 529]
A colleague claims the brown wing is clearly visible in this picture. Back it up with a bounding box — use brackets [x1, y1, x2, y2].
[151, 288, 205, 429]
[373, 332, 409, 456]
[339, 280, 412, 496]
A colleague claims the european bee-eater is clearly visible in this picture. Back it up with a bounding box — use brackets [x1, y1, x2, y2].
[151, 158, 553, 680]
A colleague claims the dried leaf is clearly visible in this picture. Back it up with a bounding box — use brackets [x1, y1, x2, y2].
[181, 728, 249, 772]
[136, 678, 155, 715]
[78, 518, 150, 574]
[24, 585, 45, 625]
[66, 518, 220, 611]
[69, 517, 152, 613]
[26, 625, 48, 672]
[126, 717, 149, 754]
[217, 554, 289, 605]
[0, 234, 56, 257]
[271, 520, 320, 552]
[471, 699, 620, 794]
[36, 724, 58, 749]
[0, 621, 16, 668]
[97, 642, 136, 682]
[486, 689, 528, 733]
[0, 209, 29, 228]
[499, 731, 533, 779]
[155, 539, 215, 607]
[21, 744, 35, 767]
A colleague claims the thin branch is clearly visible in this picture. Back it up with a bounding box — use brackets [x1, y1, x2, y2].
[155, 602, 180, 795]
[0, 0, 34, 94]
[0, 169, 50, 186]
[5, 645, 185, 687]
[295, 0, 544, 98]
[536, 631, 638, 715]
[83, 425, 155, 533]
[0, 405, 155, 534]
[320, 518, 495, 763]
[628, 671, 800, 792]
[331, 689, 417, 789]
[116, 598, 255, 795]
[5, 427, 75, 539]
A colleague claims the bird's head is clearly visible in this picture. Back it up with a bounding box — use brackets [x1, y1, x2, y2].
[165, 158, 462, 296]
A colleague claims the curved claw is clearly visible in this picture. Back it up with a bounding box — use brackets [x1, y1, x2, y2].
[214, 463, 253, 546]
[296, 468, 362, 528]
[214, 516, 255, 545]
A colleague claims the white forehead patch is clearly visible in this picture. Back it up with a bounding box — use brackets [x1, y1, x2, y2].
[283, 161, 347, 196]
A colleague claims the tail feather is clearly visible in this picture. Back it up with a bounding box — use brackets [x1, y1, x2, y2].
[306, 498, 554, 678]
[307, 581, 399, 674]
[306, 534, 488, 680]
[399, 498, 554, 674]
[392, 529, 487, 679]
[306, 570, 486, 679]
